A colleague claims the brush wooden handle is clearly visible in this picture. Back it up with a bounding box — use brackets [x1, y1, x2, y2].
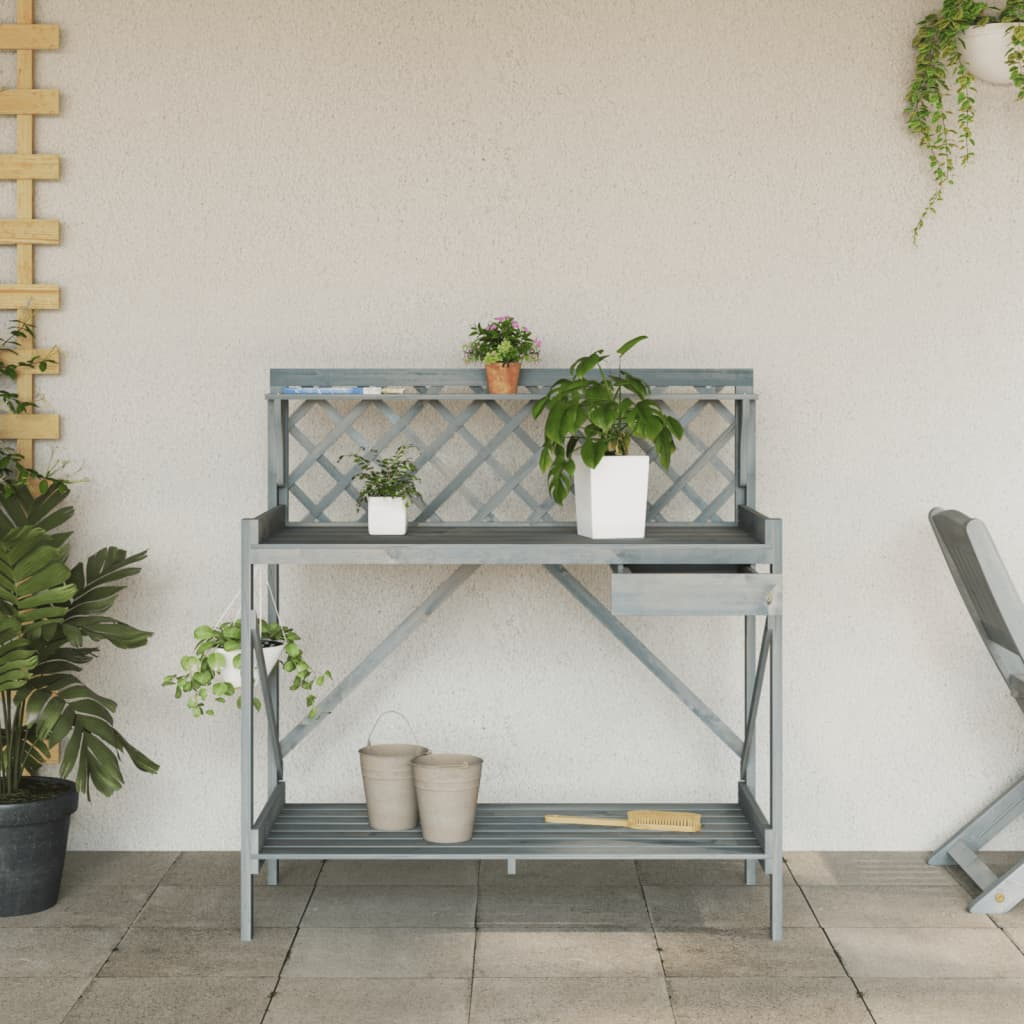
[544, 814, 630, 828]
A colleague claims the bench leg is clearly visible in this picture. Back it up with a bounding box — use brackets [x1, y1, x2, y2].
[929, 775, 1024, 867]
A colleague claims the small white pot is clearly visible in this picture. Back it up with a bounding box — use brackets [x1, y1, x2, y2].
[963, 23, 1022, 86]
[573, 453, 650, 539]
[368, 496, 407, 535]
[213, 641, 284, 687]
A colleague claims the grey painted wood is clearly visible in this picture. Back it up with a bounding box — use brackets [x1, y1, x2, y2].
[611, 571, 781, 617]
[245, 520, 775, 567]
[279, 565, 479, 756]
[269, 367, 755, 389]
[239, 367, 781, 940]
[927, 509, 1024, 916]
[546, 565, 743, 755]
[260, 802, 764, 860]
[740, 625, 772, 781]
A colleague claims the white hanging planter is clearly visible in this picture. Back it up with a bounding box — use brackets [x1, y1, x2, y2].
[367, 496, 408, 535]
[963, 23, 1022, 86]
[213, 641, 284, 687]
[573, 453, 650, 539]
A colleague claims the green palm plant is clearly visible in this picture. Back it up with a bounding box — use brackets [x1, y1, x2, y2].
[0, 484, 158, 800]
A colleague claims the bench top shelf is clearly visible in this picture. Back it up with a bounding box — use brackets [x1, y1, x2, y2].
[245, 512, 778, 566]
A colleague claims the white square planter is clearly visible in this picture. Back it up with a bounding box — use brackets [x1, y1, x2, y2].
[573, 453, 650, 539]
[368, 496, 408, 535]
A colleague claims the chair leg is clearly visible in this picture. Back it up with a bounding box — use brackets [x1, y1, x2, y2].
[969, 857, 1024, 914]
[929, 774, 1024, 866]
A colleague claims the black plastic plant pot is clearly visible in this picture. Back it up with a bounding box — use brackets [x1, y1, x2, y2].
[0, 777, 78, 917]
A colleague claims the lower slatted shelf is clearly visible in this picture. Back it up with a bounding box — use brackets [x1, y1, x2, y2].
[260, 802, 764, 860]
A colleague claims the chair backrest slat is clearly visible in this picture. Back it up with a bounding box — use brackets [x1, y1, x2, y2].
[930, 508, 1024, 710]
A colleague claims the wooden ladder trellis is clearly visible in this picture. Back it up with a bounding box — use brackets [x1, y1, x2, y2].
[0, 1, 59, 472]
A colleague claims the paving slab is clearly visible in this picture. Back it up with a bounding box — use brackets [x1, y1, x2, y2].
[786, 852, 958, 888]
[859, 978, 1024, 1024]
[1, 977, 89, 1023]
[135, 883, 310, 929]
[803, 884, 994, 928]
[161, 851, 322, 886]
[63, 977, 274, 1023]
[0, 926, 122, 977]
[283, 926, 475, 978]
[474, 930, 663, 977]
[265, 977, 471, 1024]
[479, 859, 639, 888]
[302, 884, 477, 928]
[61, 851, 177, 888]
[1, 884, 152, 929]
[470, 977, 673, 1024]
[476, 883, 650, 930]
[657, 926, 845, 977]
[319, 859, 478, 886]
[637, 860, 795, 887]
[644, 884, 817, 930]
[99, 926, 296, 978]
[666, 977, 872, 1023]
[828, 926, 1024, 979]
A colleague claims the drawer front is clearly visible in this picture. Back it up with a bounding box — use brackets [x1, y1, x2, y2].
[611, 572, 782, 616]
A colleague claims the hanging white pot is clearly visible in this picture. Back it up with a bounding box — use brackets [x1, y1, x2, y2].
[573, 453, 650, 539]
[963, 23, 1022, 86]
[212, 640, 284, 687]
[367, 496, 407, 535]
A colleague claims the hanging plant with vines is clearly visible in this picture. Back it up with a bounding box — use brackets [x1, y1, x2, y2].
[905, 2, 1024, 241]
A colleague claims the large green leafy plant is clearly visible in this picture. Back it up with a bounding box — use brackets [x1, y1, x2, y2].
[0, 484, 157, 800]
[906, 1, 1024, 241]
[532, 336, 684, 504]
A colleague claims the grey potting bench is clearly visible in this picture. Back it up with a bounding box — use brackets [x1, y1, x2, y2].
[239, 368, 783, 940]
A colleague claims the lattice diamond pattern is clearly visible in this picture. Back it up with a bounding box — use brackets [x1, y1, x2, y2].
[285, 391, 738, 525]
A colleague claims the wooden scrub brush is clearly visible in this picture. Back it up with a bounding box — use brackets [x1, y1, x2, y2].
[544, 810, 702, 833]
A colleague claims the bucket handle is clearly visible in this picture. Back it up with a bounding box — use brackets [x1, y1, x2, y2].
[367, 710, 419, 748]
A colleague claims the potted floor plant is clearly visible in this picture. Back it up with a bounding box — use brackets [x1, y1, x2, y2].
[343, 444, 422, 535]
[163, 619, 330, 718]
[906, 1, 1024, 241]
[532, 336, 684, 539]
[0, 483, 157, 917]
[463, 315, 542, 394]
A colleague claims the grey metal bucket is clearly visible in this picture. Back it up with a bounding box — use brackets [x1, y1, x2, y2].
[412, 753, 483, 844]
[359, 712, 428, 831]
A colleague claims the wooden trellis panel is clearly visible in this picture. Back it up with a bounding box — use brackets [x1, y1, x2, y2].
[0, 0, 59, 470]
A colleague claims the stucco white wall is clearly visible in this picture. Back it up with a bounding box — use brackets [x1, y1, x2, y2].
[19, 0, 1024, 849]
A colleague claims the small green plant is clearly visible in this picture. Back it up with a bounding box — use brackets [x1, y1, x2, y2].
[162, 619, 330, 719]
[532, 336, 684, 504]
[906, 2, 1024, 241]
[343, 445, 422, 507]
[0, 320, 64, 497]
[463, 316, 542, 366]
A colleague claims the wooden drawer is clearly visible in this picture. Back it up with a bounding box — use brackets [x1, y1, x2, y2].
[611, 569, 782, 616]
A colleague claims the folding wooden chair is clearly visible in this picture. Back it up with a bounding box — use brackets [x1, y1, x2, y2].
[927, 508, 1024, 913]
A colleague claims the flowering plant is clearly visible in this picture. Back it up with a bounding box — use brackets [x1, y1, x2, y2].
[463, 316, 541, 366]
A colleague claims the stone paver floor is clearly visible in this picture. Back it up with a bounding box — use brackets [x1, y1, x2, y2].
[1, 851, 1022, 1023]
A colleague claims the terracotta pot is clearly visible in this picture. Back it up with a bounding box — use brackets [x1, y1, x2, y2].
[485, 362, 521, 394]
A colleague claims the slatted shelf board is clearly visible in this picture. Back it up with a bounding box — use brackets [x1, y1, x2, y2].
[0, 1, 60, 471]
[261, 803, 764, 860]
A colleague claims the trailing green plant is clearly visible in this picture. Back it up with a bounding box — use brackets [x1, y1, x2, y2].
[162, 619, 331, 719]
[463, 316, 542, 366]
[0, 483, 158, 800]
[906, 2, 1024, 241]
[532, 336, 684, 504]
[342, 444, 422, 507]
